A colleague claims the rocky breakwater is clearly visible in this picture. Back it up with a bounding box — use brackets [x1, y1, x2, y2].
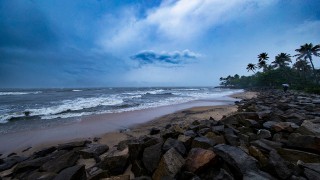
[1, 89, 320, 179]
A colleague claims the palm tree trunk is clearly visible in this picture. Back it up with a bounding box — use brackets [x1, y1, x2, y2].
[309, 56, 316, 75]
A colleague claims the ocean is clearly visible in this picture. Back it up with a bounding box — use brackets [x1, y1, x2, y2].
[0, 87, 242, 134]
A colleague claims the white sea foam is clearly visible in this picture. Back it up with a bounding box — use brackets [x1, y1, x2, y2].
[72, 89, 82, 92]
[26, 96, 123, 118]
[0, 91, 42, 96]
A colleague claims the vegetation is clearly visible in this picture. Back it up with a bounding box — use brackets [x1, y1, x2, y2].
[219, 43, 320, 94]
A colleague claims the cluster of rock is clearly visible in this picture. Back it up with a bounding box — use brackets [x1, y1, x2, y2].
[1, 90, 320, 179]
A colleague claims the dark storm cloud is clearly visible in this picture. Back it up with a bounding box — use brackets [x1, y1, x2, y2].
[130, 50, 200, 65]
[0, 1, 58, 49]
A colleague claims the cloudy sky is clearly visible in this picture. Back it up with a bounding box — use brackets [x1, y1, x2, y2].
[1, 0, 320, 88]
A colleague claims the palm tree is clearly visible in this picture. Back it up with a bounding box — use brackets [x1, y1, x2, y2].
[293, 59, 312, 81]
[246, 63, 256, 73]
[257, 53, 269, 71]
[294, 43, 320, 76]
[272, 53, 291, 69]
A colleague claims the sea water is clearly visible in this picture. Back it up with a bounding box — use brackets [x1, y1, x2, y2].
[0, 87, 242, 134]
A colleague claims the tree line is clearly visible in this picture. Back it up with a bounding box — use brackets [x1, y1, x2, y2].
[219, 43, 320, 94]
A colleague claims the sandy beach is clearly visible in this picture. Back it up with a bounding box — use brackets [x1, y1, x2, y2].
[0, 91, 256, 156]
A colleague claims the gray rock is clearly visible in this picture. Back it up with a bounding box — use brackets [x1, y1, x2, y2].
[99, 153, 129, 175]
[162, 138, 186, 155]
[192, 137, 215, 149]
[185, 148, 216, 173]
[79, 144, 109, 159]
[277, 148, 320, 163]
[257, 129, 271, 139]
[150, 127, 161, 135]
[152, 148, 185, 180]
[54, 165, 86, 180]
[266, 150, 292, 179]
[27, 171, 57, 180]
[41, 151, 79, 173]
[298, 120, 320, 136]
[287, 133, 320, 153]
[143, 142, 162, 173]
[57, 140, 90, 150]
[213, 144, 259, 178]
[0, 155, 27, 171]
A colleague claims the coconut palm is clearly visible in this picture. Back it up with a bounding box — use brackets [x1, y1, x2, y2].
[246, 63, 256, 73]
[294, 43, 320, 75]
[257, 53, 269, 71]
[272, 53, 291, 69]
[293, 59, 311, 72]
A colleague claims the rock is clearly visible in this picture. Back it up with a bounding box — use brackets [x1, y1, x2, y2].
[224, 134, 239, 146]
[0, 155, 27, 171]
[243, 170, 276, 180]
[266, 150, 292, 179]
[297, 160, 320, 174]
[184, 130, 197, 137]
[133, 176, 152, 180]
[162, 138, 186, 155]
[57, 140, 90, 150]
[99, 153, 129, 175]
[26, 171, 57, 180]
[41, 151, 79, 173]
[79, 144, 109, 159]
[206, 134, 226, 144]
[87, 168, 109, 180]
[248, 146, 268, 167]
[150, 127, 161, 135]
[198, 128, 211, 135]
[177, 135, 192, 149]
[212, 125, 225, 133]
[128, 141, 143, 161]
[263, 121, 278, 129]
[213, 144, 259, 178]
[54, 165, 86, 180]
[33, 146, 57, 158]
[298, 120, 320, 136]
[185, 148, 217, 172]
[287, 133, 320, 153]
[142, 142, 162, 173]
[14, 156, 53, 175]
[131, 160, 148, 177]
[303, 168, 320, 180]
[106, 175, 130, 180]
[272, 122, 299, 132]
[257, 129, 271, 139]
[152, 148, 185, 180]
[277, 148, 320, 163]
[191, 137, 215, 149]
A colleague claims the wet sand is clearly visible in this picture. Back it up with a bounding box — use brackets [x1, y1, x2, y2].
[0, 91, 256, 156]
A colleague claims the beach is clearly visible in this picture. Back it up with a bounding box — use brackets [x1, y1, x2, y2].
[0, 91, 255, 156]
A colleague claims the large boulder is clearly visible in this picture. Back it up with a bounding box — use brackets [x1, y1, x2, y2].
[26, 171, 57, 180]
[185, 148, 217, 173]
[41, 151, 79, 173]
[54, 165, 86, 180]
[57, 140, 90, 150]
[266, 150, 292, 179]
[213, 144, 259, 178]
[192, 137, 215, 149]
[152, 148, 185, 180]
[79, 144, 109, 159]
[162, 138, 186, 155]
[271, 122, 299, 132]
[142, 142, 162, 173]
[99, 153, 129, 175]
[298, 120, 320, 136]
[0, 155, 27, 171]
[287, 133, 320, 153]
[277, 148, 320, 163]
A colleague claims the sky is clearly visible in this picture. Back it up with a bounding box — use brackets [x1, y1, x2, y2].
[0, 0, 320, 88]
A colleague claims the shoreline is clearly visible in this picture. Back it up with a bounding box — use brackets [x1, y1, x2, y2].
[0, 91, 256, 156]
